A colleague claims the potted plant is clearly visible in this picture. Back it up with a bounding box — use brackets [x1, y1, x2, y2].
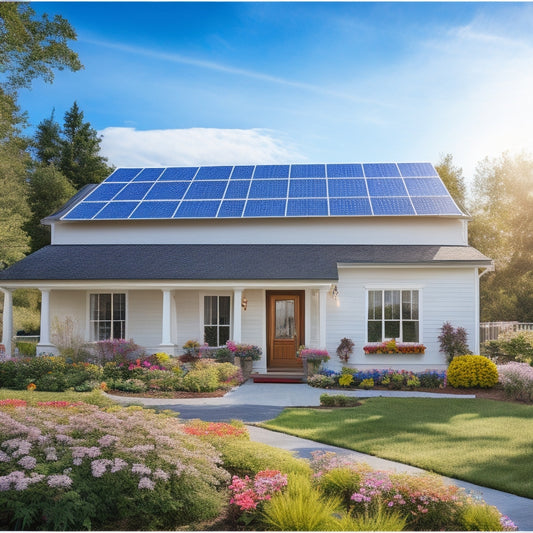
[226, 341, 262, 380]
[297, 346, 330, 377]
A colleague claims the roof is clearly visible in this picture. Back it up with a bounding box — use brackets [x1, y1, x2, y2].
[0, 245, 492, 282]
[49, 163, 467, 222]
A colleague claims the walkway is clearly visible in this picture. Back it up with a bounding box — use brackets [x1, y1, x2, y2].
[108, 381, 533, 531]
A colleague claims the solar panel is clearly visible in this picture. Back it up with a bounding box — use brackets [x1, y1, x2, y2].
[60, 162, 465, 220]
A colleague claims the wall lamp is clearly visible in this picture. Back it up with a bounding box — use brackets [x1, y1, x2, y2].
[241, 295, 248, 311]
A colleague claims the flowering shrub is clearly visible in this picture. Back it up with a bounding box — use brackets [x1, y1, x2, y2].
[0, 402, 229, 529]
[498, 362, 533, 402]
[229, 470, 288, 512]
[226, 341, 262, 360]
[364, 338, 426, 354]
[89, 339, 144, 364]
[359, 378, 375, 389]
[309, 451, 517, 531]
[338, 373, 354, 387]
[447, 355, 499, 388]
[306, 374, 336, 388]
[297, 347, 330, 362]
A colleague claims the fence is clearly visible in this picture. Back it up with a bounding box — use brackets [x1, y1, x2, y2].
[480, 322, 533, 343]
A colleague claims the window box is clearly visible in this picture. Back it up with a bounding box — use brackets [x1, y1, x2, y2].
[363, 339, 426, 355]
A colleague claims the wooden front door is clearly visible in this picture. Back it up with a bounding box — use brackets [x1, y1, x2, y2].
[266, 291, 304, 370]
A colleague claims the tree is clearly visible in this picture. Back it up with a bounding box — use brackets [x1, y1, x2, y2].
[25, 164, 76, 252]
[59, 101, 112, 189]
[435, 153, 467, 213]
[33, 109, 62, 165]
[0, 2, 82, 94]
[468, 152, 533, 321]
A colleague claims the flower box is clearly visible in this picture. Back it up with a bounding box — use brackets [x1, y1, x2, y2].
[363, 339, 426, 355]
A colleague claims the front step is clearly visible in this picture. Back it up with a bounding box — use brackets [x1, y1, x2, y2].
[251, 372, 306, 384]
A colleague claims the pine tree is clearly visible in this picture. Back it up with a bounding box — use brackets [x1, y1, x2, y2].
[59, 101, 112, 189]
[33, 110, 62, 165]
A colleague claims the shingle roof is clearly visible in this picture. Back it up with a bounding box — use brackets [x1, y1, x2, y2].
[0, 245, 492, 282]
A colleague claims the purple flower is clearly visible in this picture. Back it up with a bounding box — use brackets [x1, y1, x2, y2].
[47, 474, 73, 488]
[131, 463, 151, 476]
[138, 477, 155, 490]
[18, 456, 37, 470]
[91, 459, 112, 478]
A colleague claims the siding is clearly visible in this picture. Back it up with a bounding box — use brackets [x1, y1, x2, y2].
[127, 291, 162, 352]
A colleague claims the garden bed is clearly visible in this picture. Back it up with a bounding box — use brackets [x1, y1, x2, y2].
[107, 389, 228, 399]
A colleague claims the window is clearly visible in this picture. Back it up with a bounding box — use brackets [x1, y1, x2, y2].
[204, 295, 231, 346]
[367, 290, 419, 342]
[90, 293, 126, 341]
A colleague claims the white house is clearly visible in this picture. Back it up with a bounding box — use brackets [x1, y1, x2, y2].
[0, 163, 492, 372]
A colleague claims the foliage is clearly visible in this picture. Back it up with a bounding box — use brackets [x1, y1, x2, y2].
[0, 388, 116, 408]
[438, 322, 471, 363]
[469, 153, 533, 321]
[447, 355, 499, 388]
[226, 340, 262, 360]
[348, 505, 408, 531]
[338, 373, 353, 387]
[320, 394, 360, 407]
[89, 339, 145, 365]
[359, 378, 375, 389]
[260, 473, 342, 531]
[14, 341, 36, 356]
[497, 362, 533, 402]
[460, 502, 506, 531]
[25, 164, 76, 251]
[363, 338, 426, 354]
[211, 438, 311, 478]
[0, 402, 228, 530]
[213, 346, 234, 362]
[483, 331, 533, 364]
[435, 153, 468, 213]
[297, 346, 330, 361]
[336, 337, 355, 364]
[306, 374, 336, 388]
[316, 466, 364, 506]
[182, 362, 220, 392]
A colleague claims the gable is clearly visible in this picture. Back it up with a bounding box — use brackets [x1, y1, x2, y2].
[55, 163, 466, 222]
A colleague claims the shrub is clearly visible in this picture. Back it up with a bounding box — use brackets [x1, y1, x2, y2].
[359, 378, 375, 389]
[338, 373, 353, 387]
[438, 322, 471, 363]
[306, 374, 335, 388]
[226, 341, 262, 361]
[215, 362, 243, 388]
[497, 362, 533, 402]
[348, 505, 408, 531]
[14, 341, 37, 357]
[0, 403, 229, 530]
[182, 364, 220, 392]
[460, 502, 505, 531]
[483, 331, 533, 364]
[212, 438, 311, 478]
[336, 338, 355, 364]
[260, 473, 342, 531]
[213, 346, 234, 363]
[316, 466, 363, 506]
[111, 378, 147, 393]
[320, 394, 360, 407]
[447, 355, 499, 388]
[418, 370, 446, 388]
[89, 339, 145, 365]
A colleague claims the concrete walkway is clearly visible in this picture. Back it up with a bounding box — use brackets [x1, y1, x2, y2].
[108, 381, 533, 531]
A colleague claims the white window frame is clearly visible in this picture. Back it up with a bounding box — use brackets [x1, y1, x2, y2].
[199, 292, 233, 347]
[86, 291, 128, 342]
[365, 286, 423, 343]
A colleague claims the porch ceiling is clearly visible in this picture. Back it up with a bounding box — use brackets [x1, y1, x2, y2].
[0, 244, 492, 284]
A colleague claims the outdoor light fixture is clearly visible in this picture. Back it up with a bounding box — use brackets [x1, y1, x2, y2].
[330, 285, 339, 300]
[241, 295, 248, 311]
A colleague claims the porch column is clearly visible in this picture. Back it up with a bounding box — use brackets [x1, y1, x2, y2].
[160, 289, 174, 350]
[37, 288, 56, 355]
[318, 287, 328, 348]
[233, 288, 243, 343]
[1, 289, 13, 356]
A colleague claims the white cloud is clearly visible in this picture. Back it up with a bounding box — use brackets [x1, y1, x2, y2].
[99, 127, 305, 167]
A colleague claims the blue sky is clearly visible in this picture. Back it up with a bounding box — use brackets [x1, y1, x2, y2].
[19, 2, 533, 184]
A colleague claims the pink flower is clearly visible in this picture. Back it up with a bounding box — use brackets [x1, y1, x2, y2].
[47, 474, 73, 488]
[138, 477, 155, 490]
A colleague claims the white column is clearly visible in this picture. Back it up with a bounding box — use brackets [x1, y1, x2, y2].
[318, 287, 328, 349]
[233, 288, 243, 343]
[1, 289, 13, 356]
[160, 289, 174, 350]
[37, 288, 56, 354]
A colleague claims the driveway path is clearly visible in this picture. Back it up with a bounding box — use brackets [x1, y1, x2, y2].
[108, 381, 533, 531]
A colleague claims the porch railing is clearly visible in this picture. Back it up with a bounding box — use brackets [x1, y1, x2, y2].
[480, 322, 533, 343]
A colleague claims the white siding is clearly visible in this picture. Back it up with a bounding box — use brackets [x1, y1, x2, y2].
[174, 291, 201, 351]
[49, 291, 86, 341]
[52, 217, 468, 246]
[324, 266, 478, 371]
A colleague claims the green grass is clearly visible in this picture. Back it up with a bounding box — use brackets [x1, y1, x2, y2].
[260, 398, 533, 498]
[0, 388, 118, 407]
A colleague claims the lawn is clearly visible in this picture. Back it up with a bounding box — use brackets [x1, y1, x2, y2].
[260, 397, 533, 499]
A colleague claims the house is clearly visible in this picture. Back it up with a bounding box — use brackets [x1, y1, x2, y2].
[0, 163, 492, 372]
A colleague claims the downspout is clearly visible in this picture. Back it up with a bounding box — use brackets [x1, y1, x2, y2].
[475, 262, 495, 353]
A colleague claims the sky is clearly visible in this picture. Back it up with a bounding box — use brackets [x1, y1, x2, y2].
[18, 1, 533, 185]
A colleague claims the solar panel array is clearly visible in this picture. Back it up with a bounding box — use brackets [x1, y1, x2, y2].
[61, 163, 464, 220]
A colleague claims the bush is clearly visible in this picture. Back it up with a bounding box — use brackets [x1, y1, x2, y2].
[14, 341, 37, 357]
[316, 466, 363, 506]
[348, 505, 408, 531]
[182, 364, 220, 392]
[111, 378, 147, 393]
[306, 374, 335, 388]
[418, 371, 445, 388]
[89, 339, 145, 365]
[214, 347, 234, 363]
[0, 403, 229, 530]
[215, 362, 243, 388]
[261, 473, 342, 531]
[320, 394, 360, 407]
[438, 322, 472, 363]
[460, 502, 505, 531]
[497, 362, 533, 402]
[447, 355, 499, 388]
[483, 331, 533, 364]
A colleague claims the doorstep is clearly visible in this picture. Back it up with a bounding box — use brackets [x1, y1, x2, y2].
[251, 372, 306, 384]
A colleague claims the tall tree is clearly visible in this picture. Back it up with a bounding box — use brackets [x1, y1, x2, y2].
[435, 153, 467, 213]
[0, 3, 81, 268]
[25, 164, 76, 252]
[60, 101, 112, 188]
[469, 152, 533, 321]
[33, 109, 62, 165]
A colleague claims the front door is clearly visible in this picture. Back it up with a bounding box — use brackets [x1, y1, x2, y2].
[266, 291, 305, 370]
